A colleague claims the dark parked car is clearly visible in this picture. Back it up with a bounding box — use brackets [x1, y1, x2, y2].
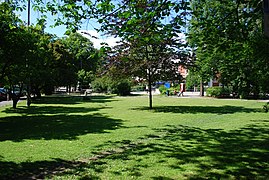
[0, 88, 7, 101]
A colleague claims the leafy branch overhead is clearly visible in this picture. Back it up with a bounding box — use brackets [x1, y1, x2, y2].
[94, 0, 191, 67]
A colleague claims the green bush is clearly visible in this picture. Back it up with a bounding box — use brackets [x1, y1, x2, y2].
[158, 85, 167, 95]
[158, 85, 180, 95]
[92, 76, 111, 93]
[110, 79, 131, 96]
[206, 87, 231, 98]
[170, 85, 180, 95]
[92, 76, 131, 96]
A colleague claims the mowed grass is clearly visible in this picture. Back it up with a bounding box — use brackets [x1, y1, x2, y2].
[0, 95, 268, 179]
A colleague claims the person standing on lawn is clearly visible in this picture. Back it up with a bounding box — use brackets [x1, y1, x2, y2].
[178, 83, 185, 97]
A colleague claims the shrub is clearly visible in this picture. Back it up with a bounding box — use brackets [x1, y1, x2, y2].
[110, 79, 131, 96]
[158, 85, 167, 95]
[206, 87, 231, 98]
[92, 76, 131, 96]
[167, 87, 177, 96]
[92, 76, 111, 93]
[158, 85, 180, 96]
[263, 102, 269, 113]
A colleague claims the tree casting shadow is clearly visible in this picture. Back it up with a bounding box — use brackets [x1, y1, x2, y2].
[135, 105, 260, 114]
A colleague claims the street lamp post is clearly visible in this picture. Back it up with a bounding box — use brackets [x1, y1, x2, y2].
[264, 0, 269, 37]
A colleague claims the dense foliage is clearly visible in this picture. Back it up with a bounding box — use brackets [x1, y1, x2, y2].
[206, 87, 231, 98]
[185, 70, 200, 91]
[0, 2, 52, 107]
[0, 2, 100, 107]
[94, 0, 190, 108]
[92, 76, 131, 96]
[188, 0, 269, 99]
[61, 33, 100, 90]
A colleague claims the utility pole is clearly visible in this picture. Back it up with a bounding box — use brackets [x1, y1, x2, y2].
[26, 0, 31, 107]
[27, 0, 30, 26]
[264, 0, 269, 37]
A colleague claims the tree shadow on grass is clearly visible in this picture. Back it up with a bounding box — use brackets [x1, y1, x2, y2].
[0, 158, 103, 180]
[88, 95, 118, 103]
[1, 124, 268, 179]
[32, 96, 85, 105]
[3, 106, 104, 115]
[135, 105, 260, 114]
[86, 123, 269, 179]
[153, 124, 269, 179]
[0, 113, 123, 142]
[32, 95, 117, 105]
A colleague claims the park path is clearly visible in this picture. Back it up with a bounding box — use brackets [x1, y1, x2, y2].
[131, 90, 201, 97]
[0, 100, 13, 107]
[0, 94, 267, 108]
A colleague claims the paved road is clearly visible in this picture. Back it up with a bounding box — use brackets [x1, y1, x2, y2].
[0, 100, 13, 107]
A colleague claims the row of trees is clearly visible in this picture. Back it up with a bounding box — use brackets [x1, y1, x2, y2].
[188, 0, 269, 98]
[0, 2, 100, 108]
[2, 0, 269, 108]
[22, 0, 191, 109]
[40, 0, 268, 103]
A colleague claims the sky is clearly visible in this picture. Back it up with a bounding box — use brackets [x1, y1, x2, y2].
[77, 30, 121, 49]
[17, 2, 118, 49]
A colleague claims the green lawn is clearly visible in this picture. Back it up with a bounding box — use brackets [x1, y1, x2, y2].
[0, 95, 268, 179]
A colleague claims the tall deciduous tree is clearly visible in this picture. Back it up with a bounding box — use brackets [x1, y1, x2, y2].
[62, 33, 97, 71]
[95, 0, 190, 108]
[0, 2, 35, 107]
[61, 33, 100, 90]
[188, 0, 268, 98]
[47, 39, 77, 91]
[0, 2, 22, 80]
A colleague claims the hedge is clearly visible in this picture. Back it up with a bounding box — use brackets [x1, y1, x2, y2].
[206, 87, 231, 98]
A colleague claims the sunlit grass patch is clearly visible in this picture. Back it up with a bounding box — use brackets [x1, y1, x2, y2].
[0, 95, 268, 179]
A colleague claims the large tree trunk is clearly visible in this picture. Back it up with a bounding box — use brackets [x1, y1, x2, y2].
[146, 46, 153, 109]
[200, 80, 204, 96]
[36, 89, 42, 98]
[26, 92, 31, 107]
[11, 93, 19, 108]
[26, 85, 31, 107]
